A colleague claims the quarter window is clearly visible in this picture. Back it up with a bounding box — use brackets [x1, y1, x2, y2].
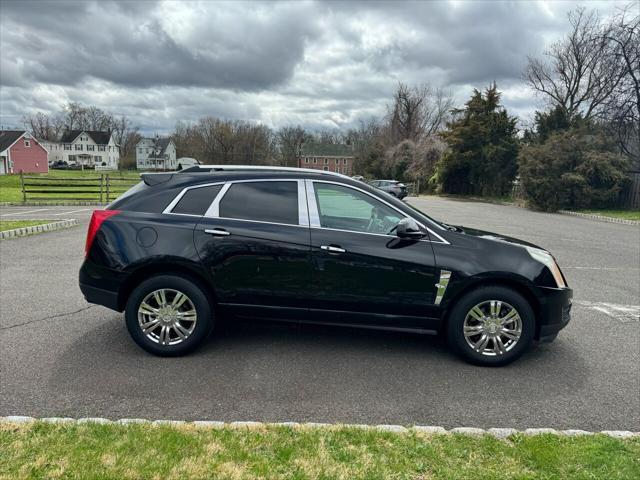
[219, 181, 298, 225]
[172, 185, 223, 216]
[314, 183, 403, 235]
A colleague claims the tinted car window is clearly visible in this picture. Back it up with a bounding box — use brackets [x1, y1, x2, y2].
[314, 183, 402, 234]
[219, 181, 299, 225]
[172, 184, 222, 215]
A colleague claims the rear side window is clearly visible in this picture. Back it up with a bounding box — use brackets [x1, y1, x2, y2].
[219, 181, 298, 225]
[172, 185, 222, 215]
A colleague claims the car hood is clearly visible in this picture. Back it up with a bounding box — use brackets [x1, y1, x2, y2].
[452, 225, 545, 251]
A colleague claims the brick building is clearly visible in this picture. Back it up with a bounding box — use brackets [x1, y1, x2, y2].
[298, 144, 354, 176]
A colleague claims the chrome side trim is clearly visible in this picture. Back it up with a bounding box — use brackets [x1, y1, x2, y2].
[434, 270, 451, 305]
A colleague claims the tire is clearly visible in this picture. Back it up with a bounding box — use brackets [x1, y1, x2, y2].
[446, 285, 534, 366]
[125, 274, 213, 356]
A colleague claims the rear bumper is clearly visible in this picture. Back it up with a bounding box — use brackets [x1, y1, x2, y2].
[535, 286, 573, 340]
[79, 260, 125, 312]
[80, 282, 120, 311]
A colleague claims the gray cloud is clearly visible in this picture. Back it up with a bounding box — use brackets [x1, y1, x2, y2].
[0, 0, 626, 133]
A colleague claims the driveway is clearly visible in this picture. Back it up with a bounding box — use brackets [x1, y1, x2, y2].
[0, 198, 638, 430]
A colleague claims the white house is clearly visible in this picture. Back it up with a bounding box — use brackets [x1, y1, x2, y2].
[136, 137, 177, 170]
[47, 130, 120, 168]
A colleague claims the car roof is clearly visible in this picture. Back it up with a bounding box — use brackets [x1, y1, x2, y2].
[142, 165, 365, 189]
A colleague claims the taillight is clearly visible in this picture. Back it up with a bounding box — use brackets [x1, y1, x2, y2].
[85, 210, 120, 257]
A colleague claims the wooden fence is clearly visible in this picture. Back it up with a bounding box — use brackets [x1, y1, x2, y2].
[620, 172, 640, 209]
[20, 173, 139, 204]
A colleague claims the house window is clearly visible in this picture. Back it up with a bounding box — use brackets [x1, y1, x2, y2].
[87, 145, 95, 151]
[324, 158, 328, 164]
[24, 140, 31, 147]
[323, 166, 329, 171]
[343, 159, 348, 165]
[304, 158, 309, 164]
[313, 159, 317, 164]
[75, 144, 83, 151]
[64, 144, 71, 150]
[98, 145, 105, 151]
[69, 155, 76, 162]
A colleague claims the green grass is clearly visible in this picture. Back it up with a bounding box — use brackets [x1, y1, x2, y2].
[577, 209, 640, 221]
[0, 170, 140, 203]
[1, 422, 638, 480]
[0, 220, 53, 232]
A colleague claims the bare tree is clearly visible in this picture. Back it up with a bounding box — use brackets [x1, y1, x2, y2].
[388, 82, 453, 143]
[599, 6, 640, 166]
[524, 7, 625, 119]
[277, 126, 307, 167]
[22, 111, 64, 140]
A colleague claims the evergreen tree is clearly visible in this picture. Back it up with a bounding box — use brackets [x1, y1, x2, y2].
[435, 84, 519, 196]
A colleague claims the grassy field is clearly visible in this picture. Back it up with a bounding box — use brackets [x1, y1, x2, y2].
[577, 209, 640, 221]
[0, 170, 140, 203]
[0, 220, 54, 232]
[0, 422, 638, 480]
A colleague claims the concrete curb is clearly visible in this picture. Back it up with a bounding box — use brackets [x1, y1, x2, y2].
[0, 219, 79, 240]
[558, 210, 640, 226]
[2, 416, 638, 439]
[0, 201, 104, 207]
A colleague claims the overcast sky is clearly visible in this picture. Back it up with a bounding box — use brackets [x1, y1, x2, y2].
[0, 0, 628, 135]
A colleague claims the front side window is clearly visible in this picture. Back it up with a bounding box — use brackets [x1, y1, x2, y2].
[314, 183, 403, 235]
[219, 181, 298, 225]
[172, 184, 223, 216]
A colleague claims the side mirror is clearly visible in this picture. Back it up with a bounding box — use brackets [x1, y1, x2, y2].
[396, 218, 425, 239]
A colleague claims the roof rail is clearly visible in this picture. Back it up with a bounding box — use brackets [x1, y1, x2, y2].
[190, 164, 353, 180]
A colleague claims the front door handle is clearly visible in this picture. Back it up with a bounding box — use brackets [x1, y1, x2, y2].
[320, 245, 346, 254]
[204, 228, 230, 237]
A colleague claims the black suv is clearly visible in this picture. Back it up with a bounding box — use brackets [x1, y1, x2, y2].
[80, 166, 572, 366]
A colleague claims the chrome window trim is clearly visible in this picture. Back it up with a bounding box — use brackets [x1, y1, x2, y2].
[307, 179, 449, 244]
[205, 182, 231, 217]
[206, 178, 307, 227]
[162, 181, 227, 215]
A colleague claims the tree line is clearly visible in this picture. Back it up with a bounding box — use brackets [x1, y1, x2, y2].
[21, 5, 637, 211]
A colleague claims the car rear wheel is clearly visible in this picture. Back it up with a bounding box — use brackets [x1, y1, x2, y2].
[125, 275, 213, 356]
[446, 285, 534, 366]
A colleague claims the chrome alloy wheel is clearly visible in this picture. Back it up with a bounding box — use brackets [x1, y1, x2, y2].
[137, 289, 197, 346]
[463, 300, 523, 356]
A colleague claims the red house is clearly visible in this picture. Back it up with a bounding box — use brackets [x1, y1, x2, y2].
[0, 130, 49, 175]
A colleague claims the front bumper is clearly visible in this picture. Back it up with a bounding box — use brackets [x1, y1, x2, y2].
[535, 286, 573, 340]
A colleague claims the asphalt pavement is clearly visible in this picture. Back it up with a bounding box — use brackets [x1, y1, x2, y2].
[0, 198, 638, 430]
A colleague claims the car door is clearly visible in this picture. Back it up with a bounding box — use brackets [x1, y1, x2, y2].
[306, 180, 440, 331]
[194, 179, 312, 319]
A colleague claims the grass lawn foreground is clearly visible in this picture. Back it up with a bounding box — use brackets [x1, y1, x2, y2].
[0, 421, 638, 479]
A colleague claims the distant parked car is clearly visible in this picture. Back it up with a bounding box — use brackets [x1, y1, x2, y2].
[177, 157, 200, 170]
[370, 180, 407, 199]
[352, 175, 365, 182]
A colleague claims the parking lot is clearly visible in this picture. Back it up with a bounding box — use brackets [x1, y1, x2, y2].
[0, 198, 638, 430]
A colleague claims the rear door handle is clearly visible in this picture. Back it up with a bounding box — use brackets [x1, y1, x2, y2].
[320, 245, 346, 254]
[204, 228, 230, 237]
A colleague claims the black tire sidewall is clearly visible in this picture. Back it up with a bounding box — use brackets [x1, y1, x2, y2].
[125, 275, 213, 356]
[446, 286, 534, 366]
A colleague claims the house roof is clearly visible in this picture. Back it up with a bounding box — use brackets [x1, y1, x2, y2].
[138, 137, 173, 155]
[60, 130, 112, 145]
[300, 143, 353, 157]
[0, 130, 26, 154]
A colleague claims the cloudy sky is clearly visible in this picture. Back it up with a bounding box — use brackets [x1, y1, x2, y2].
[0, 0, 628, 134]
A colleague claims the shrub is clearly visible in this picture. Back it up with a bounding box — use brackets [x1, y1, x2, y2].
[518, 129, 629, 211]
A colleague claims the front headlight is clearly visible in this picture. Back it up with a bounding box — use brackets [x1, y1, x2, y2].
[526, 246, 566, 288]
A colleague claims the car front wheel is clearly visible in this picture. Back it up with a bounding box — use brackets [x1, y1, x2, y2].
[446, 285, 534, 366]
[125, 275, 213, 356]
